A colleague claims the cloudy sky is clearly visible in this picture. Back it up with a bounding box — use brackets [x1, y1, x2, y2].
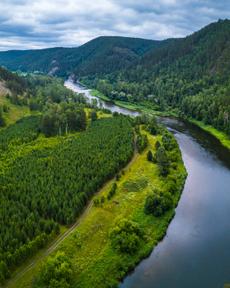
[0, 0, 229, 50]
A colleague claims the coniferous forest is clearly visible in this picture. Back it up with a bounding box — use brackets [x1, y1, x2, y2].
[0, 115, 133, 281]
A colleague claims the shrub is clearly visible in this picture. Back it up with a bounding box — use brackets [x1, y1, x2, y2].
[90, 110, 97, 121]
[0, 109, 5, 127]
[162, 132, 177, 151]
[34, 251, 73, 288]
[147, 150, 153, 162]
[155, 140, 161, 150]
[136, 133, 148, 153]
[144, 189, 173, 217]
[109, 219, 142, 254]
[107, 183, 117, 200]
[155, 146, 169, 176]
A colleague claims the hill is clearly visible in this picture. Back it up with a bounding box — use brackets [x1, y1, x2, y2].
[0, 36, 167, 77]
[0, 67, 30, 126]
[0, 20, 229, 136]
[91, 19, 230, 136]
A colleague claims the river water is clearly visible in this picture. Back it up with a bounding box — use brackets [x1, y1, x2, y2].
[65, 80, 230, 288]
[64, 79, 139, 117]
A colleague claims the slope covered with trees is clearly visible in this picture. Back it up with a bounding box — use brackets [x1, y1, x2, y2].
[0, 66, 26, 95]
[0, 37, 167, 77]
[0, 21, 229, 136]
[85, 19, 230, 136]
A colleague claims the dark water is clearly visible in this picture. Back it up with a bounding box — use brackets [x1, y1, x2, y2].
[120, 118, 230, 288]
[65, 80, 230, 288]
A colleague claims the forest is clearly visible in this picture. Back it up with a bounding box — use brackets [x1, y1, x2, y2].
[0, 87, 134, 282]
[0, 21, 229, 135]
[0, 17, 229, 288]
[82, 20, 230, 135]
[26, 115, 187, 288]
[0, 37, 162, 77]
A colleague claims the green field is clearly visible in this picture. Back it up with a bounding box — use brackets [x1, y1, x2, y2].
[0, 93, 31, 126]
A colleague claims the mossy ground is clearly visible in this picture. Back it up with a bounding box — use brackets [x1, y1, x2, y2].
[6, 129, 186, 288]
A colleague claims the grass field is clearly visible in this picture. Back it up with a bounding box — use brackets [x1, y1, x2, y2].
[0, 91, 31, 126]
[6, 129, 186, 288]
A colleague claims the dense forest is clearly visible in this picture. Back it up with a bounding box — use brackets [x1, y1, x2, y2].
[0, 37, 166, 77]
[0, 21, 229, 135]
[86, 20, 230, 135]
[0, 115, 134, 282]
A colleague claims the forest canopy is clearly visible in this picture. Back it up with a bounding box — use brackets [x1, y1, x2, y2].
[0, 115, 134, 282]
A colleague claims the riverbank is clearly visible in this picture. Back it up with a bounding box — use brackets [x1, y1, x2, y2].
[90, 88, 230, 150]
[188, 118, 230, 150]
[91, 89, 176, 116]
[7, 126, 186, 288]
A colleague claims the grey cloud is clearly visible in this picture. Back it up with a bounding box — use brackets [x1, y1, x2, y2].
[0, 0, 229, 50]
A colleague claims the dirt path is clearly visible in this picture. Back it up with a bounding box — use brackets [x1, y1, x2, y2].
[4, 200, 94, 288]
[4, 147, 138, 288]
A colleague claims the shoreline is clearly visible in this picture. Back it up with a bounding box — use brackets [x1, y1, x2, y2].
[6, 127, 187, 288]
[87, 87, 230, 150]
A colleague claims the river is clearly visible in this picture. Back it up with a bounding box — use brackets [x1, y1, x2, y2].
[64, 79, 139, 117]
[65, 80, 230, 288]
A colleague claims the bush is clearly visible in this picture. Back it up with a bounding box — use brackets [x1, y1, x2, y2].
[107, 183, 117, 200]
[90, 110, 97, 121]
[136, 133, 148, 153]
[146, 116, 158, 135]
[147, 150, 153, 162]
[155, 146, 169, 176]
[144, 189, 173, 217]
[109, 219, 142, 254]
[162, 132, 177, 151]
[0, 109, 5, 127]
[34, 251, 73, 288]
[155, 140, 161, 150]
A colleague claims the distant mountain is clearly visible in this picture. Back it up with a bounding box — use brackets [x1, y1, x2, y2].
[0, 20, 229, 135]
[0, 36, 168, 77]
[136, 19, 230, 78]
[91, 20, 230, 135]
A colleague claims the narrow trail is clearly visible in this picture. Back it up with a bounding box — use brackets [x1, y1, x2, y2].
[4, 144, 138, 288]
[4, 200, 94, 288]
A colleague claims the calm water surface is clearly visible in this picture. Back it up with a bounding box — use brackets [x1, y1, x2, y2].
[64, 79, 139, 116]
[65, 80, 230, 288]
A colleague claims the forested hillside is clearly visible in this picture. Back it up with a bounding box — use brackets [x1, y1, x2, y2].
[0, 21, 230, 136]
[90, 19, 230, 135]
[0, 37, 165, 77]
[0, 66, 26, 95]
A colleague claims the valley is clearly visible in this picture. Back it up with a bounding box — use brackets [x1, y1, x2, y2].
[0, 16, 229, 288]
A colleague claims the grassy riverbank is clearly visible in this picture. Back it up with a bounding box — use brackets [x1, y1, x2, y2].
[188, 119, 230, 150]
[90, 89, 178, 116]
[7, 127, 187, 288]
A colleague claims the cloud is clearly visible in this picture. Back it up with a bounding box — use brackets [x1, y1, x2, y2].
[0, 0, 229, 50]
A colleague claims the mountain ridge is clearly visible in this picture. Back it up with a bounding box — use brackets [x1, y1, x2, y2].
[0, 36, 168, 77]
